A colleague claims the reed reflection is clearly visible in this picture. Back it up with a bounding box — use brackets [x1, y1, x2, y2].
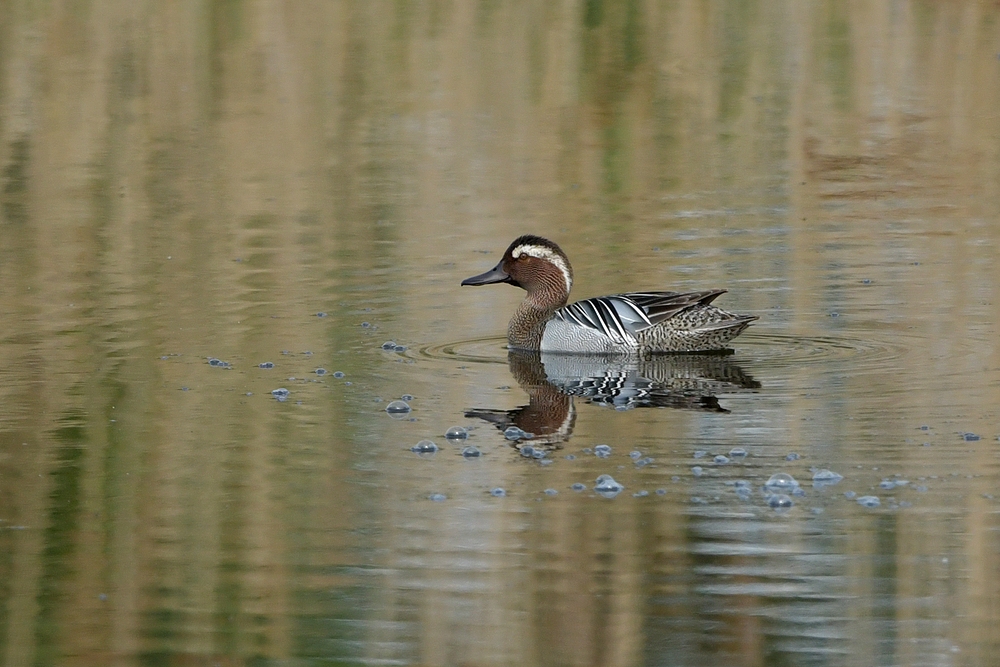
[467, 350, 760, 446]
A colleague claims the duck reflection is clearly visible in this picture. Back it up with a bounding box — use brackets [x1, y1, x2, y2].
[466, 350, 760, 446]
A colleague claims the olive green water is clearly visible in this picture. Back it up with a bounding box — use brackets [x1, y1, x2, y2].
[1, 2, 999, 666]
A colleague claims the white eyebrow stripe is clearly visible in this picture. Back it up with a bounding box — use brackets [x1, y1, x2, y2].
[511, 244, 572, 293]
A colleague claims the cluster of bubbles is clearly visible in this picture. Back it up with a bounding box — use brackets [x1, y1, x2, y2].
[762, 473, 801, 513]
[504, 426, 533, 441]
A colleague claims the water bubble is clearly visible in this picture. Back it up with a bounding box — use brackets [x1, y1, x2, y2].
[381, 341, 397, 350]
[315, 368, 327, 376]
[785, 452, 801, 461]
[918, 425, 930, 431]
[594, 474, 624, 498]
[713, 455, 729, 465]
[692, 466, 703, 477]
[564, 454, 576, 460]
[490, 488, 506, 497]
[829, 312, 840, 317]
[393, 345, 408, 352]
[504, 426, 532, 440]
[629, 450, 642, 460]
[400, 394, 414, 401]
[962, 432, 980, 441]
[520, 445, 536, 458]
[544, 488, 558, 496]
[879, 479, 897, 490]
[271, 388, 290, 401]
[361, 322, 371, 328]
[857, 495, 881, 508]
[633, 490, 649, 498]
[768, 494, 793, 510]
[765, 473, 799, 493]
[844, 490, 857, 499]
[428, 493, 446, 502]
[410, 440, 438, 454]
[861, 279, 872, 285]
[208, 358, 231, 368]
[385, 400, 411, 415]
[461, 446, 481, 458]
[655, 488, 666, 496]
[333, 371, 345, 378]
[634, 457, 652, 468]
[693, 450, 707, 459]
[259, 362, 275, 369]
[316, 312, 328, 317]
[531, 448, 547, 459]
[729, 447, 747, 458]
[594, 444, 612, 458]
[812, 469, 844, 487]
[571, 483, 586, 491]
[445, 426, 468, 440]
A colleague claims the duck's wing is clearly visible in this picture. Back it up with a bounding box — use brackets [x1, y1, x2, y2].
[554, 290, 727, 342]
[617, 290, 727, 328]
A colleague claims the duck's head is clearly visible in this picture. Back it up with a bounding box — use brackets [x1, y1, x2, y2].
[462, 235, 573, 302]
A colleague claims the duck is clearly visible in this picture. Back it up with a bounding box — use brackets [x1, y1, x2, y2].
[461, 235, 758, 354]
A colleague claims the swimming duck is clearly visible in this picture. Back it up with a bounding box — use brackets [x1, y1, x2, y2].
[461, 235, 757, 353]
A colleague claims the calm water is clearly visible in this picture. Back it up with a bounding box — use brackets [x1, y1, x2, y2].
[1, 2, 999, 666]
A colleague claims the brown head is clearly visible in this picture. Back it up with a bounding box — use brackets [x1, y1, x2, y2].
[461, 235, 573, 305]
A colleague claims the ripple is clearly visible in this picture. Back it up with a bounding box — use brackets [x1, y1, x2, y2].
[419, 332, 907, 372]
[418, 337, 512, 364]
[733, 331, 908, 371]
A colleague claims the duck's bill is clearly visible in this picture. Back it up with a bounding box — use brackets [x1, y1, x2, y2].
[461, 262, 511, 286]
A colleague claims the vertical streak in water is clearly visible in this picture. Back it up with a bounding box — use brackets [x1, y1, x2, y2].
[873, 514, 899, 665]
[32, 413, 87, 666]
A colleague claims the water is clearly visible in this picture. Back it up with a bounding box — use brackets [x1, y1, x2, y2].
[1, 2, 999, 666]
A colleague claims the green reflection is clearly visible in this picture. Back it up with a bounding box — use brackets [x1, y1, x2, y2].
[822, 1, 853, 112]
[1, 137, 30, 226]
[33, 415, 87, 667]
[719, 0, 759, 123]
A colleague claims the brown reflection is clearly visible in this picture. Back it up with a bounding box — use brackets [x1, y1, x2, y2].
[467, 349, 759, 446]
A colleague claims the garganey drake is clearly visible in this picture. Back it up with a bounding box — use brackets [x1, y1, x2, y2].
[461, 235, 758, 354]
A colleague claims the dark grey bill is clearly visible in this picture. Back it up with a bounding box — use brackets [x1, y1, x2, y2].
[461, 262, 511, 286]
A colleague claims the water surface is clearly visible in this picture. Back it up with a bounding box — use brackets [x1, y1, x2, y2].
[1, 2, 999, 666]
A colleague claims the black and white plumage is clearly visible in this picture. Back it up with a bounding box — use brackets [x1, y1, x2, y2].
[544, 290, 756, 353]
[462, 235, 757, 353]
